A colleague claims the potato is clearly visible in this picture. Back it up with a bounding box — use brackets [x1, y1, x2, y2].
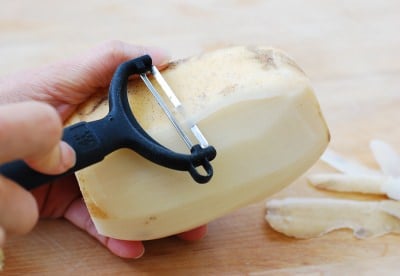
[68, 46, 329, 240]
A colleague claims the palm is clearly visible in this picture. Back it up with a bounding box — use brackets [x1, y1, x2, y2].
[32, 176, 80, 219]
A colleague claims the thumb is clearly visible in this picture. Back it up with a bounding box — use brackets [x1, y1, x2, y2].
[0, 101, 75, 175]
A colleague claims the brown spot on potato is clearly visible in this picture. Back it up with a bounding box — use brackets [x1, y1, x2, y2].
[77, 183, 108, 219]
[167, 58, 187, 70]
[86, 202, 108, 219]
[247, 46, 305, 75]
[248, 46, 277, 69]
[74, 90, 109, 119]
[145, 216, 157, 225]
[219, 84, 238, 96]
[87, 95, 108, 115]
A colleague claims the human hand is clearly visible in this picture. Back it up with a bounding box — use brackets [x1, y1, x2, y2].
[0, 41, 207, 258]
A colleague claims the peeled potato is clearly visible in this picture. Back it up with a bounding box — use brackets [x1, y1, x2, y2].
[68, 46, 329, 240]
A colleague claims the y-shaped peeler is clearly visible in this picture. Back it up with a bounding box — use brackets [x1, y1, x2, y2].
[0, 55, 217, 190]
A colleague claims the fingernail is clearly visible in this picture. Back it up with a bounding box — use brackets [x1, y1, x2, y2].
[178, 225, 208, 241]
[133, 247, 145, 259]
[107, 239, 145, 259]
[60, 141, 76, 170]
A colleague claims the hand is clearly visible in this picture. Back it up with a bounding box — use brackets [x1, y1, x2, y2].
[0, 40, 207, 258]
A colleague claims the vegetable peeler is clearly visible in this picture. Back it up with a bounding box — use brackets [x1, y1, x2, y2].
[0, 55, 217, 190]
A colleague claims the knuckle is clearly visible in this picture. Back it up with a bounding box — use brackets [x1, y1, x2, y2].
[102, 39, 124, 50]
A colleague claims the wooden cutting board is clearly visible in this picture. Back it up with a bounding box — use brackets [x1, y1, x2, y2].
[1, 0, 400, 274]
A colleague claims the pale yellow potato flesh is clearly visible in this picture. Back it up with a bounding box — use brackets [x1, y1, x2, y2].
[266, 198, 400, 239]
[69, 46, 329, 240]
[308, 173, 387, 194]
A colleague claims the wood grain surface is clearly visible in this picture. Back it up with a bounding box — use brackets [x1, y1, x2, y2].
[1, 0, 400, 274]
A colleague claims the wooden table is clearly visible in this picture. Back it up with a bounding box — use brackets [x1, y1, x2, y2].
[1, 0, 400, 274]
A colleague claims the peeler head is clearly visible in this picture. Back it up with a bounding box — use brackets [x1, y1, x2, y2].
[106, 55, 217, 184]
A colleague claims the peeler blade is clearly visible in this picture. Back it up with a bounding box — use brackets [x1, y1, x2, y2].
[140, 66, 209, 149]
